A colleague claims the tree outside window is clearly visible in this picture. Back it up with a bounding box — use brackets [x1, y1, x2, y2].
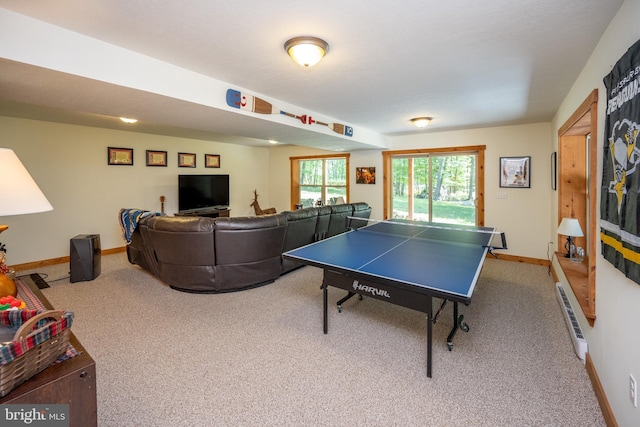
[291, 154, 350, 209]
[383, 146, 485, 226]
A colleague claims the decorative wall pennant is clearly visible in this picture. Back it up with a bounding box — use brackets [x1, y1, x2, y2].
[225, 88, 353, 137]
[601, 38, 640, 285]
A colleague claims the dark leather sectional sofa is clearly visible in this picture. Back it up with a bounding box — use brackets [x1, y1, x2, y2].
[126, 203, 371, 293]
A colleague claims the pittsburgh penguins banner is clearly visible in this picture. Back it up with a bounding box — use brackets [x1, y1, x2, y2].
[601, 38, 640, 285]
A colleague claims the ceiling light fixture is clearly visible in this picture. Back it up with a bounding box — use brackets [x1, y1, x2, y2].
[284, 36, 329, 67]
[119, 117, 138, 124]
[411, 117, 432, 128]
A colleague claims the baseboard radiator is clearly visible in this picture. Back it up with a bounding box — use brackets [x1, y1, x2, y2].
[555, 283, 587, 363]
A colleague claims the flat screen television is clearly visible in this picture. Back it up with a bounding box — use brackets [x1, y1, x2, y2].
[178, 174, 230, 212]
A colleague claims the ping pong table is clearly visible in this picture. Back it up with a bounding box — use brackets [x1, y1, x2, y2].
[283, 219, 506, 378]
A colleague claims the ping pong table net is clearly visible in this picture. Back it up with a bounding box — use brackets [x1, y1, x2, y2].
[346, 217, 507, 255]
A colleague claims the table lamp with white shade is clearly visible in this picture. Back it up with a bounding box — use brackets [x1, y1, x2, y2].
[557, 217, 584, 261]
[0, 148, 53, 296]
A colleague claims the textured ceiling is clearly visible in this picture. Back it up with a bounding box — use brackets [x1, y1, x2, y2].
[0, 0, 624, 150]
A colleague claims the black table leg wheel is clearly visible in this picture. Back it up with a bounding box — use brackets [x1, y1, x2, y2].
[337, 305, 342, 313]
[447, 342, 453, 351]
[358, 294, 363, 300]
[460, 322, 469, 332]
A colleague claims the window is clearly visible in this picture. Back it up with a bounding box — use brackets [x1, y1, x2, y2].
[290, 154, 350, 209]
[383, 146, 485, 225]
[557, 89, 597, 325]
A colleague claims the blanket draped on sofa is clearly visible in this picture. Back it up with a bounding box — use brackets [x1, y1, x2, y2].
[118, 208, 161, 244]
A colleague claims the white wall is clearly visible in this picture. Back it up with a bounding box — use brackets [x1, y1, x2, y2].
[551, 1, 640, 425]
[349, 150, 385, 215]
[0, 116, 272, 265]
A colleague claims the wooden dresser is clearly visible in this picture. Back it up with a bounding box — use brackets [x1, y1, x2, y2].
[0, 276, 98, 427]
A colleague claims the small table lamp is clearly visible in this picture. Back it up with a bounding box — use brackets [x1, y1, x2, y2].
[0, 148, 54, 296]
[557, 217, 584, 261]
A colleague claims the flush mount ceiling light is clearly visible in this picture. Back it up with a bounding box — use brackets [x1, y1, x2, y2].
[119, 117, 138, 124]
[284, 36, 329, 67]
[411, 117, 432, 128]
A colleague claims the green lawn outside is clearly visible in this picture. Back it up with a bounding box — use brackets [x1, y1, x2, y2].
[393, 196, 475, 224]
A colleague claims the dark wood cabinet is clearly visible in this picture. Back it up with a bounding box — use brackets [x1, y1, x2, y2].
[174, 208, 230, 218]
[0, 277, 97, 427]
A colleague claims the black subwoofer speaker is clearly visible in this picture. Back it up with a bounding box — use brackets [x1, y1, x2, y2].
[70, 234, 101, 283]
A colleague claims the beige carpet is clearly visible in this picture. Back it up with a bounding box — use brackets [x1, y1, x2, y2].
[24, 253, 605, 426]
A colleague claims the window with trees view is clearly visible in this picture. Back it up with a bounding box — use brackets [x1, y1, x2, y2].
[382, 146, 485, 226]
[290, 154, 350, 209]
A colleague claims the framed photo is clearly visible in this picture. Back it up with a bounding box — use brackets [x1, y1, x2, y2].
[356, 167, 376, 184]
[146, 150, 167, 167]
[500, 156, 530, 188]
[178, 152, 196, 168]
[205, 154, 220, 168]
[108, 147, 133, 165]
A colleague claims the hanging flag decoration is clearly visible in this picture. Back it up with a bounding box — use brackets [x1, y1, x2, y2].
[226, 89, 353, 137]
[601, 38, 640, 285]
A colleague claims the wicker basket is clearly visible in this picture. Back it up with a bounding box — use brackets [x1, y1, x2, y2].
[0, 310, 73, 397]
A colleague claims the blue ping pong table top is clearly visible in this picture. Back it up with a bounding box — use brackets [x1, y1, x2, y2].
[284, 220, 495, 301]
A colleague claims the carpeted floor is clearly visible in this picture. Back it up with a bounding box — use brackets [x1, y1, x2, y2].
[22, 253, 605, 426]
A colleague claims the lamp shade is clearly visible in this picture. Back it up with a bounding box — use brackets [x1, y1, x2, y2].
[0, 148, 53, 216]
[557, 217, 583, 237]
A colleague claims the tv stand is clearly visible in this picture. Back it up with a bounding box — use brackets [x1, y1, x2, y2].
[175, 207, 230, 218]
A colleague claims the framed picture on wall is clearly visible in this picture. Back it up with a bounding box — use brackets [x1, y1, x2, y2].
[108, 147, 133, 165]
[499, 156, 530, 188]
[178, 152, 196, 168]
[146, 150, 167, 167]
[205, 154, 220, 168]
[356, 167, 376, 184]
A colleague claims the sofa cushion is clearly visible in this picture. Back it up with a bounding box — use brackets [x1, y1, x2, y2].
[213, 214, 287, 291]
[315, 205, 332, 241]
[142, 216, 218, 292]
[145, 216, 216, 266]
[283, 208, 318, 249]
[214, 214, 286, 264]
[327, 204, 353, 237]
[282, 208, 319, 273]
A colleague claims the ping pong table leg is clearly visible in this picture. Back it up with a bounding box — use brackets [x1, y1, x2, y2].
[323, 282, 328, 334]
[336, 291, 359, 312]
[446, 302, 470, 351]
[427, 295, 433, 378]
